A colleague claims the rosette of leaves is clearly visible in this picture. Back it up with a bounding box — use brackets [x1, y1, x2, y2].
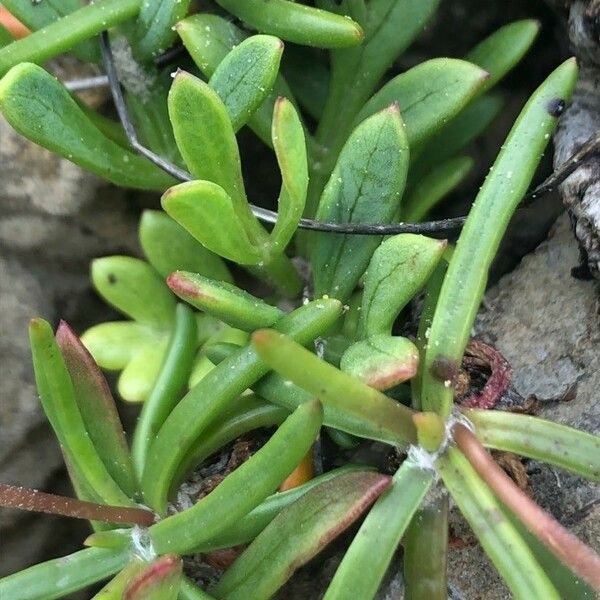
[1, 2, 600, 599]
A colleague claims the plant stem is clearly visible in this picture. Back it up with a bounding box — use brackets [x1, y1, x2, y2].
[453, 423, 600, 592]
[0, 0, 142, 76]
[0, 483, 154, 526]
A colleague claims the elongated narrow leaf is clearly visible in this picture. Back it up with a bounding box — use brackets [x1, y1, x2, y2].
[252, 329, 417, 445]
[340, 335, 418, 390]
[139, 210, 232, 283]
[360, 234, 447, 337]
[501, 501, 596, 599]
[438, 447, 559, 598]
[0, 547, 130, 600]
[357, 58, 489, 146]
[403, 495, 449, 599]
[1, 0, 98, 62]
[465, 409, 600, 482]
[324, 462, 433, 600]
[124, 556, 182, 600]
[270, 97, 308, 249]
[132, 304, 198, 477]
[149, 400, 323, 555]
[91, 559, 147, 600]
[179, 578, 216, 600]
[175, 395, 288, 487]
[193, 466, 372, 552]
[213, 472, 391, 599]
[402, 156, 474, 222]
[467, 19, 540, 95]
[141, 299, 342, 513]
[209, 34, 283, 131]
[29, 319, 133, 507]
[214, 0, 363, 49]
[207, 341, 415, 445]
[162, 180, 262, 265]
[312, 106, 409, 300]
[421, 59, 578, 416]
[167, 271, 283, 331]
[91, 256, 175, 329]
[132, 0, 192, 60]
[0, 0, 141, 75]
[81, 321, 159, 371]
[56, 322, 138, 499]
[0, 63, 173, 190]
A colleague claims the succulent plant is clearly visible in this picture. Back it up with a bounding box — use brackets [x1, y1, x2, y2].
[0, 1, 599, 599]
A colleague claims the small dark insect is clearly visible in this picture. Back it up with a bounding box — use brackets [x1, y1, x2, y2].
[107, 273, 117, 284]
[546, 97, 566, 117]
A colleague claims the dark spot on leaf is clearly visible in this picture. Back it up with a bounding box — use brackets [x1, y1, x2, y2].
[107, 273, 117, 284]
[546, 98, 565, 117]
[430, 356, 459, 384]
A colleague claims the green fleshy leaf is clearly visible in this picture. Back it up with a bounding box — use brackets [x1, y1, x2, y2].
[402, 156, 474, 222]
[311, 106, 409, 301]
[81, 321, 159, 371]
[420, 58, 578, 416]
[117, 337, 169, 403]
[149, 400, 324, 555]
[0, 547, 130, 600]
[167, 271, 283, 331]
[270, 97, 308, 250]
[142, 299, 342, 513]
[212, 472, 391, 599]
[340, 335, 419, 391]
[29, 319, 133, 507]
[139, 210, 232, 283]
[132, 304, 198, 477]
[91, 559, 147, 600]
[132, 0, 192, 61]
[356, 58, 489, 146]
[56, 322, 138, 498]
[360, 234, 447, 337]
[0, 63, 173, 189]
[252, 329, 417, 445]
[162, 180, 263, 265]
[2, 0, 100, 62]
[91, 256, 176, 328]
[209, 34, 284, 131]
[403, 496, 449, 599]
[176, 14, 299, 147]
[465, 409, 600, 482]
[191, 466, 372, 552]
[124, 556, 182, 600]
[324, 461, 434, 600]
[214, 0, 364, 49]
[0, 23, 14, 48]
[438, 447, 559, 598]
[168, 70, 246, 206]
[174, 394, 288, 488]
[467, 19, 540, 95]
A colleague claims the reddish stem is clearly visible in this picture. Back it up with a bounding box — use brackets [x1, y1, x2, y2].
[0, 483, 155, 527]
[453, 424, 600, 592]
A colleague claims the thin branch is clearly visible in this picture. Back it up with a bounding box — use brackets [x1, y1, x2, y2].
[0, 483, 155, 527]
[453, 424, 600, 592]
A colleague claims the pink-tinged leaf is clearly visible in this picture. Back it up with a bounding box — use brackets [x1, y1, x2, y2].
[212, 471, 391, 600]
[56, 321, 138, 499]
[340, 335, 419, 390]
[124, 555, 183, 600]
